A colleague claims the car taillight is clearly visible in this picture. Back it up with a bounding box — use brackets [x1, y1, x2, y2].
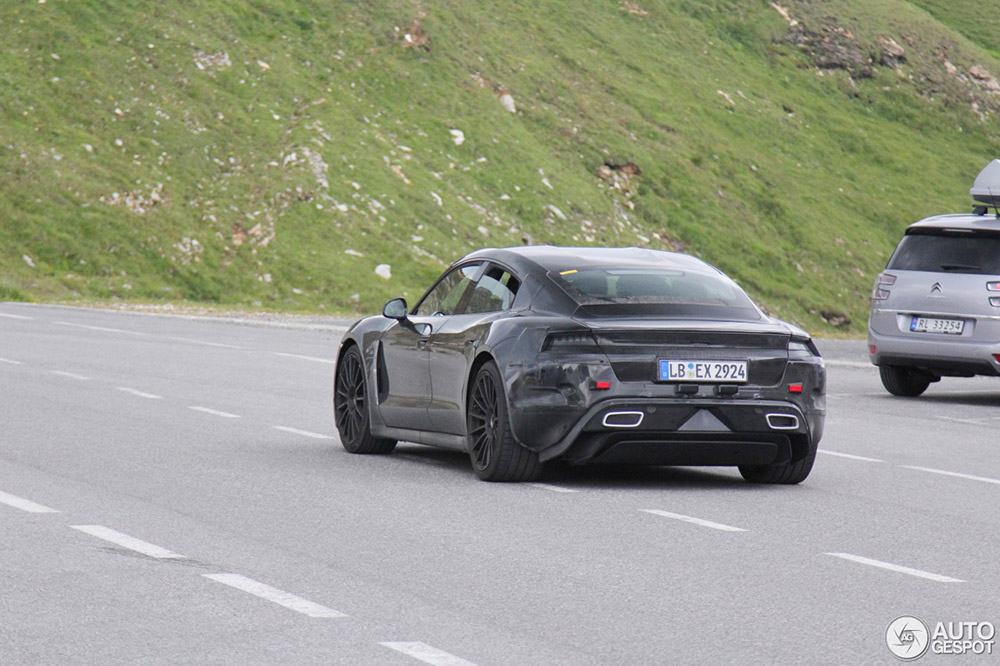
[872, 273, 896, 301]
[543, 330, 599, 352]
[990, 297, 1000, 308]
[988, 282, 1000, 291]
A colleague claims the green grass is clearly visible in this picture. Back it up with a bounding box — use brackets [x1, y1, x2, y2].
[2, 0, 1000, 333]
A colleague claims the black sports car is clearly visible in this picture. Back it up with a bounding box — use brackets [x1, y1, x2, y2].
[334, 246, 825, 483]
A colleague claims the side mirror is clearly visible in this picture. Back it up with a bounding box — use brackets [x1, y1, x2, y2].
[382, 297, 409, 320]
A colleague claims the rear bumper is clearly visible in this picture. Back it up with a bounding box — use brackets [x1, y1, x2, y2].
[531, 398, 822, 465]
[868, 318, 1000, 376]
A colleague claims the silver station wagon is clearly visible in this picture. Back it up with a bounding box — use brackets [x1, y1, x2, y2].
[869, 160, 1000, 395]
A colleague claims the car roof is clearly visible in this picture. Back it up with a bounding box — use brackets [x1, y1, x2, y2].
[462, 245, 718, 276]
[907, 212, 1000, 233]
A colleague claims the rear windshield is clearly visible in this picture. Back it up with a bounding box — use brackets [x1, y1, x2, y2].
[888, 231, 1000, 275]
[549, 268, 762, 321]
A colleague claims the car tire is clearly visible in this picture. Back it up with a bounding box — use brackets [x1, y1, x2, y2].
[334, 345, 397, 454]
[467, 361, 542, 482]
[878, 365, 931, 397]
[739, 439, 817, 484]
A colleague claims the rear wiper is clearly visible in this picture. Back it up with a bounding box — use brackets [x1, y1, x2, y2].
[939, 264, 980, 272]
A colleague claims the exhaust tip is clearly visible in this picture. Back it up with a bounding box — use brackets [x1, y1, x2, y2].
[602, 411, 644, 428]
[765, 413, 799, 430]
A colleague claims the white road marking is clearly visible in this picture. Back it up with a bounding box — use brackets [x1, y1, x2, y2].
[903, 465, 1000, 486]
[273, 352, 335, 365]
[379, 642, 479, 666]
[55, 321, 143, 335]
[936, 415, 986, 426]
[817, 449, 883, 463]
[0, 357, 24, 365]
[642, 509, 746, 532]
[396, 454, 448, 467]
[71, 525, 186, 559]
[189, 406, 241, 419]
[273, 426, 334, 440]
[823, 360, 873, 369]
[168, 336, 246, 349]
[0, 312, 32, 320]
[0, 490, 59, 513]
[203, 573, 346, 618]
[117, 387, 163, 400]
[528, 483, 578, 493]
[825, 553, 964, 583]
[50, 370, 90, 381]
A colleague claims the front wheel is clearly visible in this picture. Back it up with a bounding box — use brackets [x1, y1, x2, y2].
[467, 362, 542, 482]
[879, 365, 931, 397]
[334, 345, 396, 454]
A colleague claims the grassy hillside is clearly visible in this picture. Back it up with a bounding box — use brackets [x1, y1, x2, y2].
[3, 0, 1000, 333]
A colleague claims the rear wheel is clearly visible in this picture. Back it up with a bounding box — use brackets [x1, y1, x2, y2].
[467, 362, 542, 482]
[739, 439, 817, 484]
[879, 365, 931, 397]
[334, 346, 396, 454]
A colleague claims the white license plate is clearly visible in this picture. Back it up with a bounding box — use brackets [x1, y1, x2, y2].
[659, 360, 748, 383]
[909, 316, 965, 335]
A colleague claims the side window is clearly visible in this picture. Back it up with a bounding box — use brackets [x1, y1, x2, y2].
[414, 263, 482, 316]
[465, 264, 521, 314]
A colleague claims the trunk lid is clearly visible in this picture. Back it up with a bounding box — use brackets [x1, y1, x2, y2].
[576, 317, 792, 386]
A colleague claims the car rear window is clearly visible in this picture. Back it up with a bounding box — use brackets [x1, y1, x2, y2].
[549, 268, 762, 320]
[888, 231, 1000, 275]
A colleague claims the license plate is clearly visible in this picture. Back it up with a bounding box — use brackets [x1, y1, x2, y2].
[909, 316, 965, 335]
[658, 360, 748, 383]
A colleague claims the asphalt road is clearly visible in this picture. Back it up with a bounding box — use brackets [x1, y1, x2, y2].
[1, 304, 998, 665]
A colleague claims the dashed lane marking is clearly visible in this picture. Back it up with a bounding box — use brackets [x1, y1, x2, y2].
[903, 465, 1000, 487]
[0, 357, 24, 365]
[116, 387, 163, 400]
[168, 336, 246, 349]
[823, 360, 873, 369]
[189, 406, 241, 419]
[273, 426, 335, 440]
[71, 525, 186, 559]
[379, 642, 479, 666]
[396, 454, 448, 467]
[50, 370, 90, 381]
[273, 352, 336, 365]
[55, 321, 143, 335]
[642, 509, 746, 532]
[825, 553, 964, 583]
[527, 483, 579, 493]
[203, 573, 347, 618]
[0, 490, 59, 513]
[0, 312, 32, 320]
[817, 449, 884, 463]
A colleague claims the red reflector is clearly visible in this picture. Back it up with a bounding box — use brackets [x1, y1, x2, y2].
[994, 354, 1000, 363]
[788, 384, 803, 393]
[869, 345, 876, 355]
[595, 381, 611, 390]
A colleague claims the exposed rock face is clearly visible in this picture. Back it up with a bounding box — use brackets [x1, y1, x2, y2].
[786, 23, 874, 78]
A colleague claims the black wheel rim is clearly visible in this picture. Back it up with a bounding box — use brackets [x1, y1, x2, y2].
[335, 352, 367, 443]
[468, 371, 499, 470]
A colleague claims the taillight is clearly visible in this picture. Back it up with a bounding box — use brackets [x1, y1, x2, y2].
[788, 338, 820, 357]
[987, 282, 1000, 291]
[990, 297, 1000, 308]
[543, 330, 599, 352]
[872, 273, 896, 302]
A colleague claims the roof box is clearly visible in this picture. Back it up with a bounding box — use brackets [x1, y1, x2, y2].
[970, 159, 1000, 205]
